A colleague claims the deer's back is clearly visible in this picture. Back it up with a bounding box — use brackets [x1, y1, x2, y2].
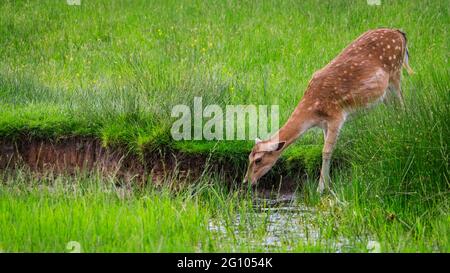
[303, 28, 406, 117]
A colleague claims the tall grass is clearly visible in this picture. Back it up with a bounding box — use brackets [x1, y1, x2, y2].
[0, 0, 448, 252]
[1, 0, 447, 149]
[0, 170, 325, 252]
[0, 169, 447, 252]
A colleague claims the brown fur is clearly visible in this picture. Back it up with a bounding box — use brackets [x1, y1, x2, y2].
[244, 28, 410, 192]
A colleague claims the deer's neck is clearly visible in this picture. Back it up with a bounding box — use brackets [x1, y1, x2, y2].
[269, 101, 314, 148]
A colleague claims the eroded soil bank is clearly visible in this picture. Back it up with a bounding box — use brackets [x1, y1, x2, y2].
[0, 137, 298, 193]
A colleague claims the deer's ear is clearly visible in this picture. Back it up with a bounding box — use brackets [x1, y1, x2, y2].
[262, 141, 286, 152]
[255, 137, 262, 144]
[273, 141, 286, 152]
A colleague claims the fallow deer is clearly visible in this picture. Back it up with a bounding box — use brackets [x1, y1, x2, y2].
[244, 28, 413, 193]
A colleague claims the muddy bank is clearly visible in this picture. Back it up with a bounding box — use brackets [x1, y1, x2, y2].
[1, 137, 140, 175]
[0, 137, 299, 193]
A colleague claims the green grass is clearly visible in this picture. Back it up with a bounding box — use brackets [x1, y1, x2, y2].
[0, 170, 447, 252]
[1, 0, 447, 156]
[0, 0, 448, 252]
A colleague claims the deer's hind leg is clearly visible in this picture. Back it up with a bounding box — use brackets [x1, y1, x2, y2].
[318, 114, 346, 193]
[389, 70, 405, 107]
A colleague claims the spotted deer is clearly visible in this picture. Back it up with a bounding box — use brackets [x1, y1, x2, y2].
[244, 28, 413, 192]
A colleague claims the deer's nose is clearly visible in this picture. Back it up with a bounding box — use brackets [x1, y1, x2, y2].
[243, 174, 248, 183]
[251, 177, 258, 185]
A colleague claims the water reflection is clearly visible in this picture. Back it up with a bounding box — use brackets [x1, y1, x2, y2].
[208, 193, 352, 252]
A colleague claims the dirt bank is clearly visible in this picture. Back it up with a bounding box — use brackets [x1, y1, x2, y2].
[0, 137, 298, 193]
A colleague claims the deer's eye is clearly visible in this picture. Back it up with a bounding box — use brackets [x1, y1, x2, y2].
[254, 158, 262, 165]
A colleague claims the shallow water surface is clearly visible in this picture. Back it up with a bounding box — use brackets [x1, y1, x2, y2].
[209, 193, 353, 252]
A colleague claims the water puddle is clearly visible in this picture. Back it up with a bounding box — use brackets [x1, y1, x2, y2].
[208, 193, 354, 252]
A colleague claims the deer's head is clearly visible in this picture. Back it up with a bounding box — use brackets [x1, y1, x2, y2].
[244, 138, 286, 185]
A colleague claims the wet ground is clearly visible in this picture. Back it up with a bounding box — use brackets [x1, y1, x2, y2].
[208, 192, 355, 252]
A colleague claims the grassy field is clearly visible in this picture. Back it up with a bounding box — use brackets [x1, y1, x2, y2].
[0, 0, 449, 252]
[1, 170, 447, 252]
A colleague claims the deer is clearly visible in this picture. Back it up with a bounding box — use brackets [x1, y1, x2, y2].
[244, 28, 413, 193]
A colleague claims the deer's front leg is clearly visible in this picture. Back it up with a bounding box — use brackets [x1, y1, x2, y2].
[318, 118, 344, 193]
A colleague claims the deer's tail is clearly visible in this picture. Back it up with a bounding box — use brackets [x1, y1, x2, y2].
[397, 29, 414, 75]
